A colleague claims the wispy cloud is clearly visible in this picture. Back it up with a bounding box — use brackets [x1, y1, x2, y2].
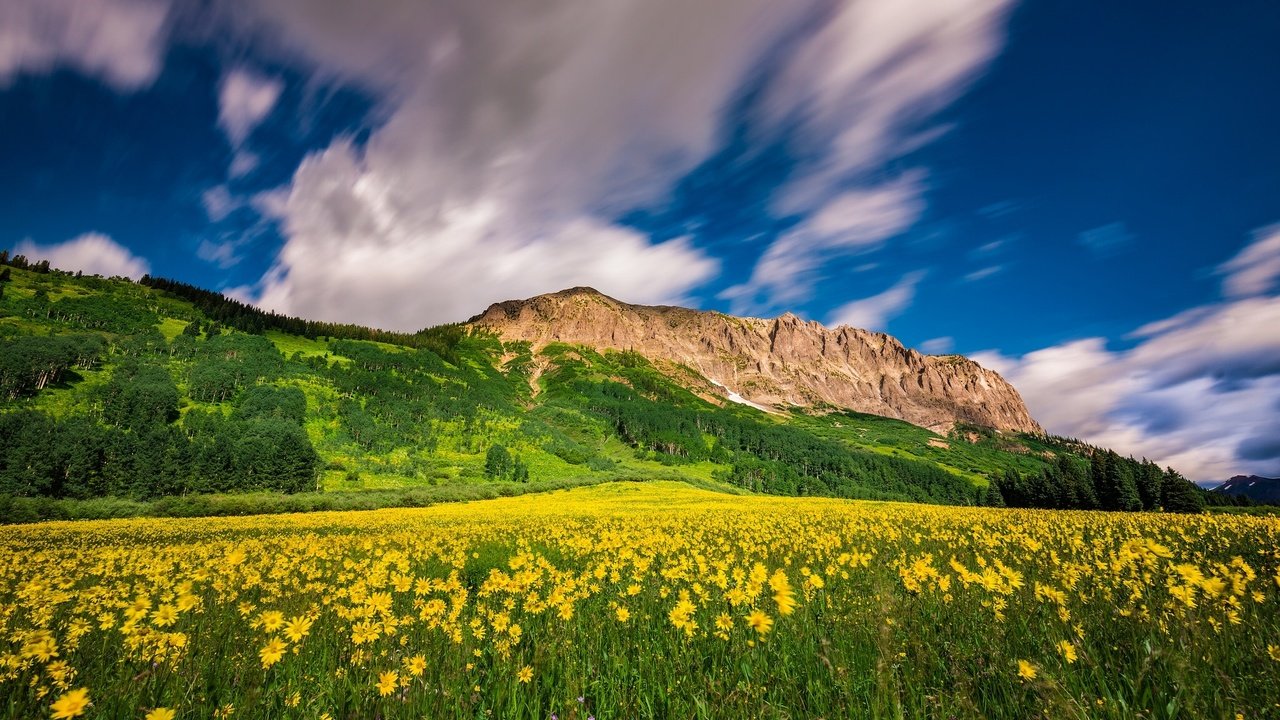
[919, 336, 954, 354]
[721, 173, 925, 312]
[974, 224, 1280, 481]
[14, 233, 151, 279]
[218, 67, 283, 149]
[977, 200, 1018, 219]
[726, 0, 1016, 313]
[827, 270, 927, 332]
[1218, 223, 1280, 298]
[201, 185, 242, 222]
[0, 0, 168, 90]
[1077, 222, 1134, 256]
[203, 0, 1017, 328]
[963, 265, 1003, 282]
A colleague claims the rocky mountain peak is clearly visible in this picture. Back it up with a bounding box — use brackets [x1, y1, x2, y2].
[468, 288, 1043, 435]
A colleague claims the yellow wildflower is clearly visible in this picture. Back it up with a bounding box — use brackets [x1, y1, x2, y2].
[50, 688, 90, 719]
[377, 671, 399, 697]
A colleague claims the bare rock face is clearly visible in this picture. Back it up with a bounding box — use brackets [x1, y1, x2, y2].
[467, 287, 1043, 435]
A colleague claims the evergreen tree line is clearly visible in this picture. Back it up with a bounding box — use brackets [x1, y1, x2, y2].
[136, 275, 465, 360]
[0, 369, 319, 499]
[986, 450, 1205, 513]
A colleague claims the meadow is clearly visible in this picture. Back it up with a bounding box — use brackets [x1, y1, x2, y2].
[2, 481, 1277, 720]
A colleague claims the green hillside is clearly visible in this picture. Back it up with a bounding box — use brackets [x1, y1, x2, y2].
[0, 259, 1208, 520]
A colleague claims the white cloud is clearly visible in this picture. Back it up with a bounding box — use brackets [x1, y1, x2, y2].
[971, 237, 1008, 256]
[196, 237, 242, 270]
[919, 336, 953, 354]
[218, 68, 283, 148]
[1077, 222, 1134, 256]
[216, 0, 805, 327]
[827, 270, 927, 332]
[201, 185, 241, 222]
[963, 265, 1003, 282]
[0, 0, 168, 90]
[205, 0, 1016, 328]
[1218, 224, 1280, 298]
[974, 294, 1280, 482]
[228, 150, 260, 178]
[13, 233, 151, 279]
[726, 0, 1015, 311]
[255, 140, 719, 328]
[721, 173, 924, 311]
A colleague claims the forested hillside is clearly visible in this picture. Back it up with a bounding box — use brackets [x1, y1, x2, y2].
[0, 253, 1211, 519]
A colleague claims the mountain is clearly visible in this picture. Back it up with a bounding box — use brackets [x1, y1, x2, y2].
[0, 258, 1209, 520]
[469, 286, 1041, 435]
[1210, 475, 1280, 503]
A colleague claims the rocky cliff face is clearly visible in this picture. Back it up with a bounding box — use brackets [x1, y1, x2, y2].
[468, 287, 1043, 435]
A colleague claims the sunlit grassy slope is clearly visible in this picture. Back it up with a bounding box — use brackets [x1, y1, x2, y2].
[1, 264, 1079, 512]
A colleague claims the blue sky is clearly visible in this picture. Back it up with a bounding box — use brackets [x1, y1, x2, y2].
[2, 0, 1278, 480]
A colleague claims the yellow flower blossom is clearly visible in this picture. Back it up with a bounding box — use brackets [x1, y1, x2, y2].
[50, 688, 90, 719]
[377, 671, 399, 697]
[259, 639, 288, 669]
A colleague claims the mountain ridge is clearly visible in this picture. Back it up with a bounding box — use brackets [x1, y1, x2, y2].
[468, 286, 1043, 435]
[1210, 475, 1280, 503]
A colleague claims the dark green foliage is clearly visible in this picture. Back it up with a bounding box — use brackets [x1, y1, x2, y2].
[0, 334, 104, 400]
[1161, 468, 1207, 513]
[232, 418, 321, 493]
[101, 360, 179, 429]
[0, 411, 58, 496]
[1136, 459, 1165, 510]
[188, 333, 283, 402]
[0, 402, 319, 500]
[46, 294, 157, 333]
[234, 385, 307, 424]
[988, 450, 1206, 513]
[485, 444, 513, 479]
[512, 456, 530, 483]
[580, 379, 979, 504]
[1092, 450, 1143, 511]
[983, 480, 1006, 507]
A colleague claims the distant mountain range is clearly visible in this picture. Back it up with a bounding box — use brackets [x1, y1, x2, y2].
[1209, 475, 1280, 503]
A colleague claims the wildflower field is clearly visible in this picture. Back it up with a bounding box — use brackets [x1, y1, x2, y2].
[2, 481, 1278, 720]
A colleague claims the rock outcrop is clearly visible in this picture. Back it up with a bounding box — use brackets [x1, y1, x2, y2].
[467, 287, 1043, 435]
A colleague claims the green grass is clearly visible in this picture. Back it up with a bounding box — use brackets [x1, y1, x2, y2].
[156, 317, 188, 341]
[2, 263, 1113, 517]
[795, 411, 1058, 486]
[265, 330, 347, 362]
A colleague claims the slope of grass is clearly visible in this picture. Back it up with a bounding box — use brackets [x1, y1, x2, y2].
[0, 264, 1099, 517]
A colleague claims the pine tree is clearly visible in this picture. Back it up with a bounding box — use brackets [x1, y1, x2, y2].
[1161, 468, 1206, 513]
[983, 479, 1006, 507]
